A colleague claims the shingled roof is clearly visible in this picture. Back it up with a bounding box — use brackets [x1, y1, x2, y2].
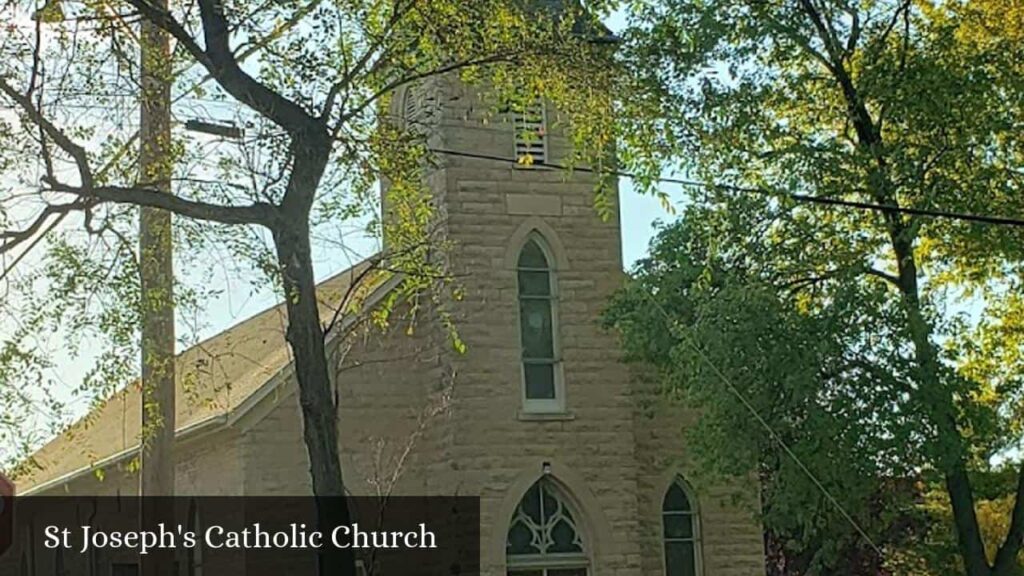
[16, 258, 381, 493]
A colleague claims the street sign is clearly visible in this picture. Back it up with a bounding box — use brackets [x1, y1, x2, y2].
[0, 470, 12, 558]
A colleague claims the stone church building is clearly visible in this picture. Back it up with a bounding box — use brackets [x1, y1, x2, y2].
[14, 69, 766, 576]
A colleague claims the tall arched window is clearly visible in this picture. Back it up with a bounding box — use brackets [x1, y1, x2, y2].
[662, 479, 701, 576]
[507, 478, 587, 576]
[517, 236, 562, 412]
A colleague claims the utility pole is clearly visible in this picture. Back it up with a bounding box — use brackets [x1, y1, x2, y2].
[138, 0, 176, 574]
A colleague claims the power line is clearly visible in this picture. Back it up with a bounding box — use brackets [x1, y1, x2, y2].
[429, 148, 1024, 229]
[637, 288, 885, 559]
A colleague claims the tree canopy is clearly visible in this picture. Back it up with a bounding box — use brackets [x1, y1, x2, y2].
[607, 0, 1024, 574]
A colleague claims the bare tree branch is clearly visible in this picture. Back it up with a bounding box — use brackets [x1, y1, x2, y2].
[44, 179, 276, 225]
[994, 462, 1024, 572]
[321, 0, 417, 120]
[0, 202, 85, 255]
[323, 254, 384, 336]
[0, 77, 94, 187]
[845, 5, 860, 57]
[877, 0, 912, 49]
[865, 268, 899, 286]
[122, 0, 318, 132]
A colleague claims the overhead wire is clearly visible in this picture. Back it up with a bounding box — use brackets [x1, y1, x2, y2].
[429, 148, 1024, 228]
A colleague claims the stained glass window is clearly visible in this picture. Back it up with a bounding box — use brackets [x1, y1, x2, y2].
[663, 479, 700, 576]
[507, 479, 587, 576]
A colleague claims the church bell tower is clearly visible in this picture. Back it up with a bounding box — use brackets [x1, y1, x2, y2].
[384, 59, 647, 572]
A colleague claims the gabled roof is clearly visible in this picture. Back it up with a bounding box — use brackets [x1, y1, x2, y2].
[16, 258, 381, 493]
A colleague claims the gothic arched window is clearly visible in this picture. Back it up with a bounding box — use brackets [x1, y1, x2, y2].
[517, 236, 562, 412]
[662, 479, 701, 576]
[507, 479, 587, 576]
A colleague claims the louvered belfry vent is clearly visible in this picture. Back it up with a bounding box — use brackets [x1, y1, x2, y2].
[401, 80, 441, 134]
[513, 99, 547, 165]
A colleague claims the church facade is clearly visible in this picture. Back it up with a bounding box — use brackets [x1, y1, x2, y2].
[15, 73, 766, 576]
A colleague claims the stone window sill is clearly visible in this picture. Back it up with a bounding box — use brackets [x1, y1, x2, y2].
[517, 410, 576, 422]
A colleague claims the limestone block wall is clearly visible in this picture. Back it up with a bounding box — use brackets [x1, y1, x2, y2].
[239, 384, 312, 496]
[410, 77, 644, 576]
[240, 299, 454, 499]
[633, 394, 766, 576]
[332, 313, 450, 498]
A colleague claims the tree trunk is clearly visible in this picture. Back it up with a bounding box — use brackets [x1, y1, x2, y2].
[888, 220, 991, 573]
[890, 230, 992, 576]
[272, 149, 357, 576]
[829, 46, 995, 572]
[138, 3, 176, 576]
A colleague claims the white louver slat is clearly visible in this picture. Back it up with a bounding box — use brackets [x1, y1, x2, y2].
[513, 100, 547, 165]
